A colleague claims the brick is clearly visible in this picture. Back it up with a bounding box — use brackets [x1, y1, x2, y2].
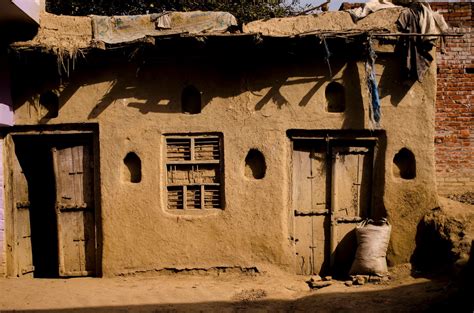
[434, 2, 473, 194]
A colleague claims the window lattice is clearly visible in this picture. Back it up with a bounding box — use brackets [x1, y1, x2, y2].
[166, 135, 222, 210]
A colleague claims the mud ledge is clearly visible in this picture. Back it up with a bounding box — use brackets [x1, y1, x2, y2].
[115, 266, 261, 277]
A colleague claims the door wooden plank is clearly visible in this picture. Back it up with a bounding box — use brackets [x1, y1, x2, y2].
[334, 153, 361, 217]
[61, 211, 83, 274]
[57, 148, 75, 206]
[293, 148, 312, 275]
[293, 145, 328, 275]
[309, 148, 328, 275]
[310, 216, 326, 275]
[310, 149, 327, 212]
[72, 146, 85, 205]
[332, 147, 372, 218]
[331, 146, 373, 275]
[332, 222, 357, 277]
[11, 149, 34, 277]
[292, 149, 312, 213]
[53, 145, 96, 277]
[294, 216, 312, 275]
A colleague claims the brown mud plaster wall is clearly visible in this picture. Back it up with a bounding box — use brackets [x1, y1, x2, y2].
[340, 1, 474, 196]
[10, 47, 438, 275]
[431, 2, 473, 195]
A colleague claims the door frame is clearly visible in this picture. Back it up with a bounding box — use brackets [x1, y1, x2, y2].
[2, 124, 101, 277]
[287, 129, 384, 275]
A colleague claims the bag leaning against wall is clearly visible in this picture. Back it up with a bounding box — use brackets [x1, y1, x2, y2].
[350, 218, 392, 276]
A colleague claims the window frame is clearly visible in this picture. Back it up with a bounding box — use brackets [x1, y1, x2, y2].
[164, 133, 224, 211]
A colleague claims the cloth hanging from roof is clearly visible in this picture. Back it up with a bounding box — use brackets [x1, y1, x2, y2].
[91, 11, 238, 45]
[366, 38, 381, 128]
[347, 0, 400, 22]
[396, 1, 449, 81]
[367, 69, 381, 127]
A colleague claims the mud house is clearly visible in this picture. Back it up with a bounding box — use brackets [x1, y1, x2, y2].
[0, 7, 442, 278]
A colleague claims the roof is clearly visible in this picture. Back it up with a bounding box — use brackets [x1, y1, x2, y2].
[10, 8, 406, 56]
[243, 8, 402, 37]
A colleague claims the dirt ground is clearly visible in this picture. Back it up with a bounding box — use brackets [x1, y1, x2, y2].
[0, 264, 471, 313]
[2, 198, 472, 313]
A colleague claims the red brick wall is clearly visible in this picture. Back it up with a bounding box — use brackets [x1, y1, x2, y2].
[431, 2, 473, 195]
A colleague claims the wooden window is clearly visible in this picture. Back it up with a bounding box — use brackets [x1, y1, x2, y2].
[166, 134, 223, 210]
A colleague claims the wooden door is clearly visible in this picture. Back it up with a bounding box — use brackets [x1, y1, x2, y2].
[331, 146, 372, 219]
[292, 143, 328, 275]
[52, 145, 96, 277]
[11, 148, 35, 277]
[330, 146, 373, 271]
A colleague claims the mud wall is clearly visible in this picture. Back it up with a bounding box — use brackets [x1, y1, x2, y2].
[9, 50, 438, 275]
[340, 2, 474, 197]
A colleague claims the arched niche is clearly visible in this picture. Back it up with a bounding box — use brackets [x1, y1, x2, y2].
[245, 149, 266, 179]
[393, 148, 416, 179]
[325, 82, 346, 113]
[181, 85, 202, 114]
[123, 152, 142, 183]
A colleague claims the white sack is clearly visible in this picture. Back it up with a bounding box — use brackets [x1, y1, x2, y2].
[349, 219, 391, 276]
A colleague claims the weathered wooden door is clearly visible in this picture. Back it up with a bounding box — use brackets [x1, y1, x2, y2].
[52, 145, 96, 277]
[11, 146, 34, 277]
[292, 140, 374, 275]
[329, 146, 373, 271]
[331, 146, 372, 219]
[292, 143, 328, 275]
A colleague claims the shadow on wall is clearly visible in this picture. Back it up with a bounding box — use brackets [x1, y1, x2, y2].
[11, 45, 416, 127]
[410, 212, 466, 275]
[332, 228, 357, 278]
[248, 59, 344, 111]
[0, 279, 469, 312]
[377, 52, 416, 107]
[12, 50, 365, 127]
[410, 223, 474, 310]
[341, 61, 365, 129]
[372, 131, 388, 220]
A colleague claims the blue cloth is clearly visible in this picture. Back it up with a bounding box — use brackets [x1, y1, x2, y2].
[367, 39, 381, 126]
[368, 68, 381, 124]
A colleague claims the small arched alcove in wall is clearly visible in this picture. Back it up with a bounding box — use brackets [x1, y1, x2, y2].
[245, 149, 266, 179]
[325, 82, 346, 113]
[123, 152, 142, 183]
[181, 85, 202, 114]
[39, 90, 59, 118]
[393, 148, 416, 179]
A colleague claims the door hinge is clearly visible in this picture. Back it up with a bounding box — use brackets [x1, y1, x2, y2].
[335, 216, 363, 223]
[21, 265, 35, 275]
[16, 201, 30, 209]
[57, 203, 89, 211]
[294, 209, 328, 216]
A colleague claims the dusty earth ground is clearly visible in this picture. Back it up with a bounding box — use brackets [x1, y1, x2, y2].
[0, 263, 471, 313]
[1, 196, 472, 313]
